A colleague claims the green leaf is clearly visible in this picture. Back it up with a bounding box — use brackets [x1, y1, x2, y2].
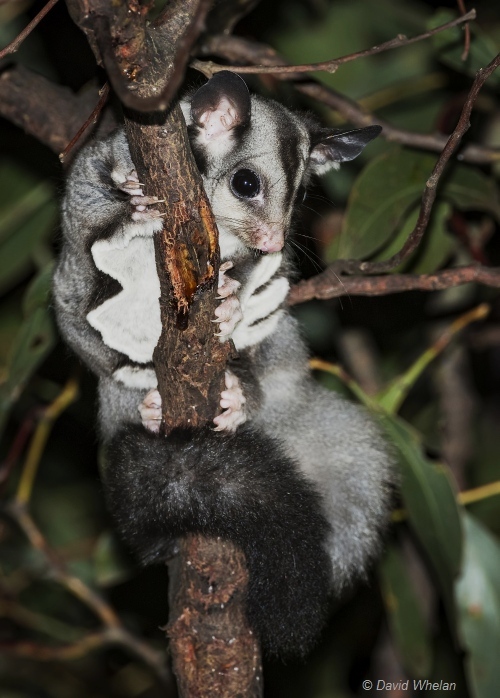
[380, 544, 433, 677]
[0, 200, 57, 295]
[0, 265, 56, 436]
[377, 304, 489, 414]
[0, 181, 53, 244]
[334, 148, 500, 262]
[428, 10, 500, 85]
[23, 260, 54, 316]
[455, 514, 500, 698]
[382, 415, 463, 620]
[335, 148, 431, 261]
[444, 166, 500, 221]
[370, 202, 454, 273]
[0, 162, 56, 293]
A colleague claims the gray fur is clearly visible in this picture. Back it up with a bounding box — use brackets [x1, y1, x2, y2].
[246, 313, 392, 586]
[54, 71, 391, 657]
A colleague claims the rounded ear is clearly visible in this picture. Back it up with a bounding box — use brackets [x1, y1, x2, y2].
[191, 71, 251, 141]
[309, 125, 382, 175]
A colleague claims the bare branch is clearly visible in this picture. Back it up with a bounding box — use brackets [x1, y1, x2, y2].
[4, 501, 171, 684]
[193, 9, 475, 77]
[288, 265, 500, 304]
[330, 52, 500, 276]
[0, 65, 103, 155]
[0, 0, 59, 60]
[200, 35, 500, 165]
[59, 82, 110, 163]
[457, 0, 471, 61]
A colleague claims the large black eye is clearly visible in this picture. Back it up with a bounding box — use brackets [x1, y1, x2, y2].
[230, 169, 261, 199]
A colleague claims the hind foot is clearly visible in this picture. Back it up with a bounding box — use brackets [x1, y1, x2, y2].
[139, 388, 162, 433]
[213, 370, 246, 432]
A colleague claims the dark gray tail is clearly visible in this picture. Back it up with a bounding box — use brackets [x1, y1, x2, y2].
[104, 424, 332, 658]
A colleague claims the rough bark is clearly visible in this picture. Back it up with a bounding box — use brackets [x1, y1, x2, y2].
[167, 535, 262, 697]
[124, 100, 263, 698]
[0, 65, 102, 156]
[124, 106, 230, 431]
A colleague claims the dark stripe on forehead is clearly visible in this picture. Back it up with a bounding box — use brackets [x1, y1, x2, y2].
[274, 105, 305, 204]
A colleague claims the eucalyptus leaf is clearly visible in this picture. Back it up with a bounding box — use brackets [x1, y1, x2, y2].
[370, 202, 454, 273]
[455, 514, 500, 698]
[381, 415, 462, 621]
[0, 201, 57, 295]
[335, 148, 500, 262]
[0, 266, 56, 436]
[23, 261, 54, 316]
[380, 544, 432, 677]
[0, 181, 53, 244]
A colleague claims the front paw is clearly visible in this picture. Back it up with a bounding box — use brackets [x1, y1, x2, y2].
[214, 262, 243, 339]
[116, 169, 143, 196]
[139, 388, 162, 433]
[213, 371, 247, 432]
[115, 170, 164, 223]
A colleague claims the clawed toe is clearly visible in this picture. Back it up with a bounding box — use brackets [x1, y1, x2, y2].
[213, 371, 246, 432]
[214, 296, 243, 339]
[139, 389, 162, 432]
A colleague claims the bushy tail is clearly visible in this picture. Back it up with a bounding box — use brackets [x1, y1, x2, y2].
[104, 424, 332, 657]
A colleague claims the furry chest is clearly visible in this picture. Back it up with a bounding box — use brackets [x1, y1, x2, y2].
[87, 232, 161, 364]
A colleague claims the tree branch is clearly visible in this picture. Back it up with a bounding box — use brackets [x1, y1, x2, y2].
[330, 52, 500, 276]
[0, 65, 102, 155]
[288, 264, 500, 304]
[62, 0, 264, 691]
[0, 0, 59, 60]
[123, 93, 262, 698]
[193, 9, 475, 76]
[65, 0, 212, 112]
[200, 35, 500, 165]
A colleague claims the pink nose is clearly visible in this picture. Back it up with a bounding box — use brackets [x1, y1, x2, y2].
[259, 238, 284, 253]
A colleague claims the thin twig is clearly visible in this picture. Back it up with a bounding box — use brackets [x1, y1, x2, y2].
[7, 502, 121, 628]
[288, 264, 500, 304]
[0, 632, 111, 661]
[201, 35, 500, 165]
[5, 502, 171, 684]
[0, 0, 59, 60]
[16, 376, 79, 505]
[59, 83, 110, 163]
[457, 0, 471, 61]
[192, 10, 475, 77]
[0, 409, 37, 493]
[459, 480, 500, 505]
[393, 480, 500, 523]
[330, 52, 500, 276]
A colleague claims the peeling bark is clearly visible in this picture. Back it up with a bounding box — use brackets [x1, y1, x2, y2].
[124, 106, 230, 432]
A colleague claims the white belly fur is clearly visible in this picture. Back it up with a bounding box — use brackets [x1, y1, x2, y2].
[87, 231, 161, 364]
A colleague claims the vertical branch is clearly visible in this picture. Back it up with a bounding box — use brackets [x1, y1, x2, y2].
[62, 1, 272, 693]
[124, 105, 228, 432]
[124, 102, 263, 696]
